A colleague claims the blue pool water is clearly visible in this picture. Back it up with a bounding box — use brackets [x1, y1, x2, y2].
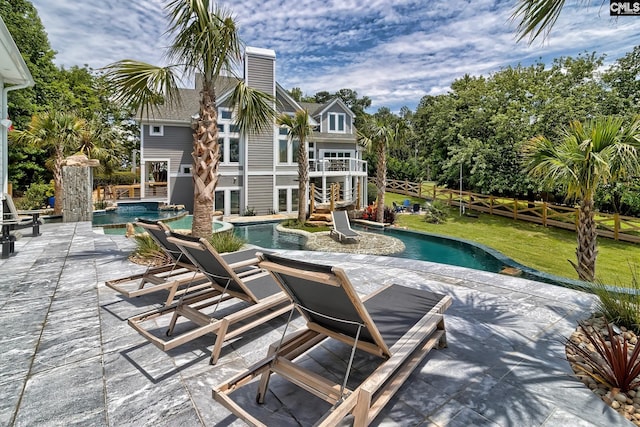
[233, 222, 504, 272]
[93, 202, 185, 227]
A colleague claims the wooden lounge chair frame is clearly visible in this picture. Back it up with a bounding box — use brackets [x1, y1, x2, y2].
[1, 193, 42, 257]
[127, 233, 292, 364]
[105, 219, 244, 306]
[330, 210, 360, 243]
[213, 253, 452, 426]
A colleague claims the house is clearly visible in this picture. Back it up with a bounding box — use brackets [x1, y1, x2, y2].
[137, 47, 367, 216]
[0, 16, 34, 196]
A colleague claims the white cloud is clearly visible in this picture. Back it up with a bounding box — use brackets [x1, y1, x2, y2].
[29, 0, 640, 112]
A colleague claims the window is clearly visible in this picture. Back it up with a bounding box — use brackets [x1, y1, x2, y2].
[278, 189, 287, 212]
[308, 142, 315, 161]
[229, 138, 239, 163]
[215, 191, 224, 212]
[328, 113, 345, 133]
[218, 137, 225, 162]
[217, 124, 225, 133]
[220, 109, 232, 120]
[230, 190, 240, 214]
[278, 127, 300, 164]
[229, 124, 240, 133]
[180, 164, 191, 175]
[292, 140, 300, 163]
[150, 125, 164, 136]
[279, 140, 288, 163]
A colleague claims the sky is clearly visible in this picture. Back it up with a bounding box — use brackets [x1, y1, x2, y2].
[29, 0, 640, 112]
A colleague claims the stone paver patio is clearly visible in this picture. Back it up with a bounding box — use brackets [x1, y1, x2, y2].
[0, 221, 632, 426]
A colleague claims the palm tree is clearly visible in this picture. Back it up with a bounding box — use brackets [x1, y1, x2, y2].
[358, 118, 396, 223]
[511, 0, 601, 43]
[277, 110, 313, 223]
[102, 0, 274, 238]
[523, 116, 640, 281]
[9, 111, 85, 214]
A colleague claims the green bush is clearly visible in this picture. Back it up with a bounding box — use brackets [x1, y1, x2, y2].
[589, 266, 640, 333]
[208, 231, 246, 253]
[94, 171, 137, 187]
[14, 182, 54, 209]
[367, 182, 377, 205]
[423, 200, 448, 224]
[132, 234, 170, 265]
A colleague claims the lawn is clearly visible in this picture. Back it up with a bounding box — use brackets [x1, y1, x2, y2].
[383, 192, 640, 286]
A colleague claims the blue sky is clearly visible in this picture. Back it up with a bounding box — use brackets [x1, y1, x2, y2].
[30, 0, 640, 112]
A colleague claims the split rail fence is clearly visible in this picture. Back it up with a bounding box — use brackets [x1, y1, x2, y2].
[383, 178, 640, 244]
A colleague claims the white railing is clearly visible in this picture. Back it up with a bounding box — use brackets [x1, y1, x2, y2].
[309, 158, 367, 174]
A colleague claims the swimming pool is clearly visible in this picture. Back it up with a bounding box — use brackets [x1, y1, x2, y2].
[93, 202, 186, 229]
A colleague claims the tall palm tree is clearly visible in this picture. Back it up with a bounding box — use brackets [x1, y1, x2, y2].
[523, 116, 640, 281]
[103, 0, 274, 238]
[277, 110, 313, 223]
[358, 118, 395, 223]
[9, 111, 85, 214]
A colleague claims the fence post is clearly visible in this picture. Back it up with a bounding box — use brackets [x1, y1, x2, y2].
[542, 202, 547, 227]
[356, 179, 361, 210]
[418, 181, 422, 198]
[433, 185, 436, 200]
[309, 183, 315, 214]
[489, 196, 494, 215]
[404, 179, 409, 195]
[330, 183, 335, 212]
[614, 213, 620, 240]
[513, 198, 518, 220]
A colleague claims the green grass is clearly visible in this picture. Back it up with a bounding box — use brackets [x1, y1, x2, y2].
[384, 193, 640, 285]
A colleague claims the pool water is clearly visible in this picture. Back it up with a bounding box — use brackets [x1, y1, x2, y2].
[234, 222, 504, 273]
[93, 210, 185, 227]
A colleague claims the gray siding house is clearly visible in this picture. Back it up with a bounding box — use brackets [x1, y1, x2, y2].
[138, 47, 367, 216]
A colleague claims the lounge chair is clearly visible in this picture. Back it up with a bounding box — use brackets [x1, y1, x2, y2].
[412, 203, 421, 214]
[1, 193, 42, 257]
[127, 232, 292, 364]
[213, 252, 452, 426]
[106, 219, 258, 306]
[330, 210, 360, 242]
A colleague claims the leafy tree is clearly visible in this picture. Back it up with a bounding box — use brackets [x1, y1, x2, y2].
[277, 110, 313, 223]
[10, 111, 85, 214]
[103, 0, 274, 238]
[603, 45, 640, 112]
[523, 116, 640, 282]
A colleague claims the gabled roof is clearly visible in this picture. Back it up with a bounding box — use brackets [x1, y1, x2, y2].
[314, 98, 355, 118]
[0, 17, 33, 86]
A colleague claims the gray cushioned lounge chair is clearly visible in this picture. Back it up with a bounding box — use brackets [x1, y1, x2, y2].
[106, 219, 258, 306]
[213, 252, 452, 426]
[127, 232, 292, 365]
[330, 210, 360, 243]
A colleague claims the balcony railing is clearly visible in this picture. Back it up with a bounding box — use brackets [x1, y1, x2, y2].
[309, 158, 367, 174]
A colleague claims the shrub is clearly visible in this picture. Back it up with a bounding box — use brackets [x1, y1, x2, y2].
[208, 231, 246, 253]
[14, 182, 54, 209]
[243, 206, 256, 216]
[589, 266, 640, 333]
[94, 171, 137, 187]
[367, 182, 377, 205]
[132, 233, 170, 265]
[567, 320, 640, 392]
[423, 200, 448, 224]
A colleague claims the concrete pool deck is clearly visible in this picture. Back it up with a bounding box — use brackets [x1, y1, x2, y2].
[0, 221, 632, 426]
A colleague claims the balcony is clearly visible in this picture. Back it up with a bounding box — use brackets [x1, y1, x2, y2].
[308, 158, 367, 177]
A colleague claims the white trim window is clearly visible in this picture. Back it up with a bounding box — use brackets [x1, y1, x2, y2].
[149, 125, 164, 136]
[277, 187, 299, 213]
[277, 127, 299, 164]
[217, 111, 241, 164]
[328, 113, 346, 133]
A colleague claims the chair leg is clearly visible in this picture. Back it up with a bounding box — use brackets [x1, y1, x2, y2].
[166, 308, 181, 337]
[210, 318, 229, 365]
[437, 317, 447, 349]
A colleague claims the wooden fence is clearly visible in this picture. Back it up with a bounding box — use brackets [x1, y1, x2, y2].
[382, 178, 640, 244]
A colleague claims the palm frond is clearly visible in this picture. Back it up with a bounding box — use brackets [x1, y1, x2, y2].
[101, 60, 182, 118]
[229, 81, 275, 135]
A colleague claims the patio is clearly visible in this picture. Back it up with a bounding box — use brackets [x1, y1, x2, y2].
[0, 221, 631, 426]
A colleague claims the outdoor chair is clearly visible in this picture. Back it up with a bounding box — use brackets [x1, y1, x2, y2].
[330, 210, 360, 242]
[213, 252, 453, 426]
[402, 199, 411, 211]
[412, 203, 421, 214]
[392, 201, 403, 213]
[1, 193, 42, 258]
[127, 232, 292, 365]
[106, 219, 259, 306]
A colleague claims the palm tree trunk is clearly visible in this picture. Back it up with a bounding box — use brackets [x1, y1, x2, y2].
[375, 142, 386, 223]
[574, 197, 598, 282]
[297, 140, 308, 223]
[191, 89, 219, 238]
[53, 149, 64, 215]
